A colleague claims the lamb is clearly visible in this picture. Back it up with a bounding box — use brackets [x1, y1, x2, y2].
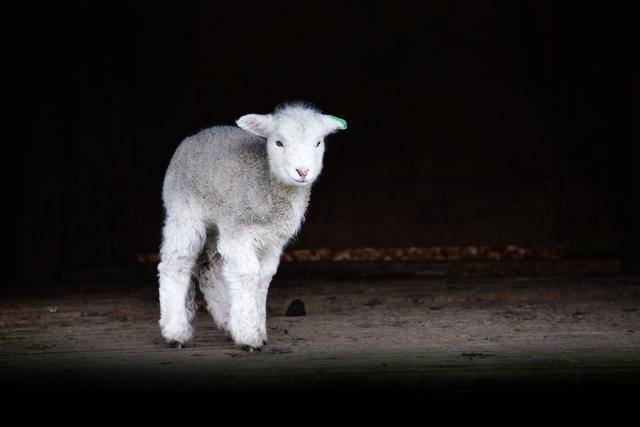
[158, 103, 347, 350]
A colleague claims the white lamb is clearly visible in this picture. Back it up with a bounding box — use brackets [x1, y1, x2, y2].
[158, 103, 347, 351]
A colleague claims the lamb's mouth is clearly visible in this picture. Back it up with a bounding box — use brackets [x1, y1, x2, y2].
[291, 177, 310, 185]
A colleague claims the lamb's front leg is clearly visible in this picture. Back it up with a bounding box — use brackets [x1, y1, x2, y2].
[257, 247, 282, 344]
[219, 237, 263, 351]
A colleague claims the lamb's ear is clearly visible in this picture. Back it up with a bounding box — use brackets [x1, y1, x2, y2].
[236, 114, 274, 138]
[321, 114, 348, 134]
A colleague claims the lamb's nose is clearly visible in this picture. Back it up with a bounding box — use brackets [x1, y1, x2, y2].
[296, 168, 309, 178]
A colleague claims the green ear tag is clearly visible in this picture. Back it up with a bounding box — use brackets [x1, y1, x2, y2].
[328, 115, 348, 130]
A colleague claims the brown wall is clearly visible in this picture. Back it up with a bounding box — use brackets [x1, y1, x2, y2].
[9, 2, 639, 284]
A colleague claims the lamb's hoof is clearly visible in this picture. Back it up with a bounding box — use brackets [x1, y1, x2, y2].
[263, 340, 268, 346]
[170, 341, 186, 349]
[241, 345, 262, 353]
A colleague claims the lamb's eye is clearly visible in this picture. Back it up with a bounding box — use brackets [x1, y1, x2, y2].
[316, 140, 322, 147]
[275, 140, 284, 147]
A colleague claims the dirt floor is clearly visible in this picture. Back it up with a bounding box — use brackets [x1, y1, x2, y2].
[1, 274, 639, 399]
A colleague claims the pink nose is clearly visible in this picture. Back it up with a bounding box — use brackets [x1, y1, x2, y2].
[296, 168, 309, 178]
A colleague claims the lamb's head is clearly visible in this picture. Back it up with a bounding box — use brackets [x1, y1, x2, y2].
[236, 103, 347, 187]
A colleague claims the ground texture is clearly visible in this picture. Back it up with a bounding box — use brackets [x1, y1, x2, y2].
[1, 275, 639, 397]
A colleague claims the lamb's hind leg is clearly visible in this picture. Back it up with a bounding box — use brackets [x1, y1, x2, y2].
[158, 210, 206, 347]
[197, 241, 230, 333]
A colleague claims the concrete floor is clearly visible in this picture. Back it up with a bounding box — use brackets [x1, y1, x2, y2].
[1, 275, 639, 398]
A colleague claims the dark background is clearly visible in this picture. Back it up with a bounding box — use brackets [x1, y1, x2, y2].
[8, 1, 639, 285]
